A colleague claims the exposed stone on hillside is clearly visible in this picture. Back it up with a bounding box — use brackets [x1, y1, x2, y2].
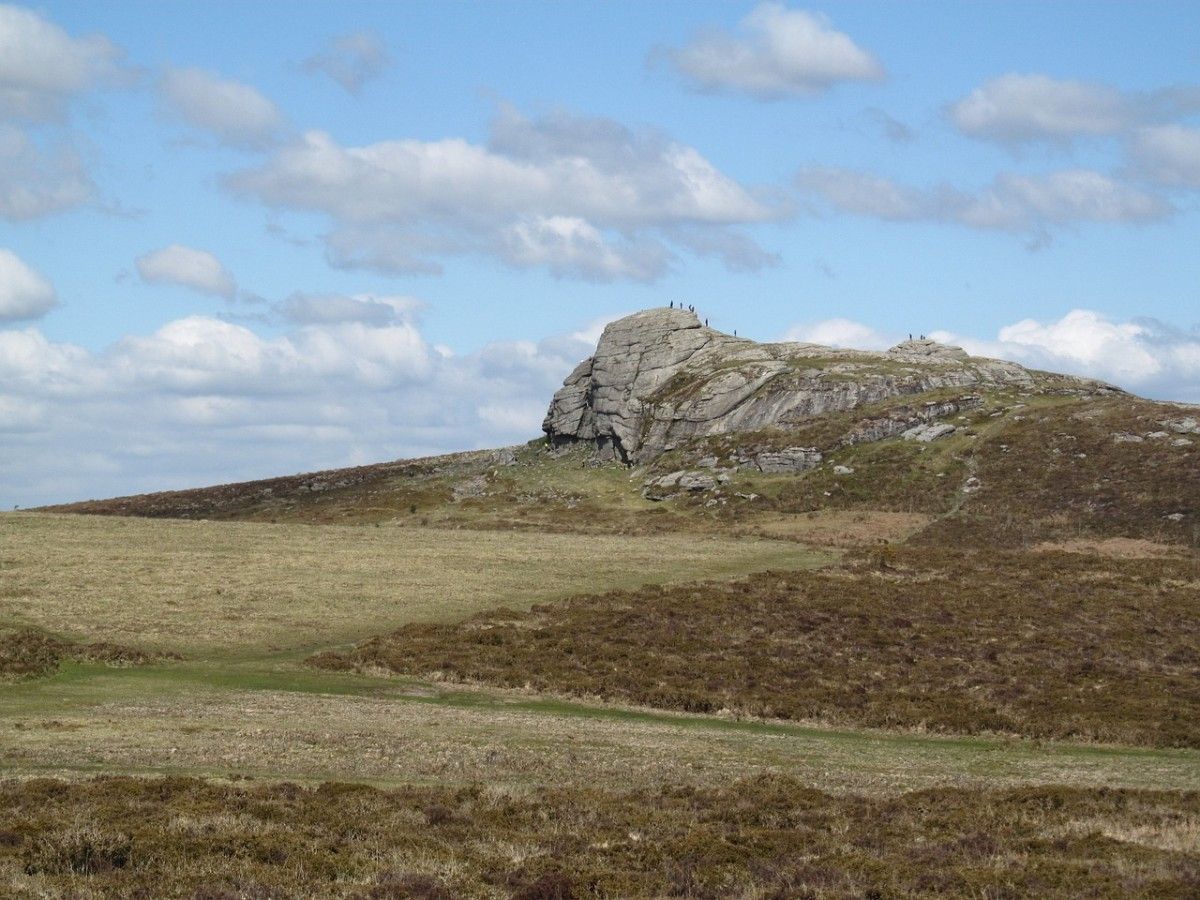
[543, 307, 1106, 464]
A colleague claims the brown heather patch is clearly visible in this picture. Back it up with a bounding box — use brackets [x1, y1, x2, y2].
[0, 628, 171, 680]
[920, 397, 1200, 549]
[0, 775, 1197, 898]
[317, 548, 1200, 748]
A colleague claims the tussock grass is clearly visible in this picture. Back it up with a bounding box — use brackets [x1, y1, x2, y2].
[319, 547, 1200, 748]
[0, 513, 820, 655]
[0, 775, 1196, 898]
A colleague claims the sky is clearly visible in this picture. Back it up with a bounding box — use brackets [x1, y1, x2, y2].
[2, 1, 1199, 506]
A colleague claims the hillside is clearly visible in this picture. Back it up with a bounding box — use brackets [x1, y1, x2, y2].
[40, 308, 1199, 549]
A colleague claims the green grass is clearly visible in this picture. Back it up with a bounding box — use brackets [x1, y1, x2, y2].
[0, 512, 825, 657]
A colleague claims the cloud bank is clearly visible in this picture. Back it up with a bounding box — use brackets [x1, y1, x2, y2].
[0, 309, 594, 507]
[230, 105, 784, 281]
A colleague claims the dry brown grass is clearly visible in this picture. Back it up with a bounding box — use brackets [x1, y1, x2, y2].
[0, 513, 822, 656]
[0, 775, 1196, 898]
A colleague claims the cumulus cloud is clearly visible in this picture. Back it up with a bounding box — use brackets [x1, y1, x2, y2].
[0, 124, 94, 219]
[662, 3, 883, 98]
[159, 67, 284, 149]
[781, 317, 892, 349]
[0, 311, 596, 507]
[1129, 124, 1200, 189]
[0, 248, 56, 321]
[797, 165, 1170, 239]
[948, 73, 1200, 144]
[933, 309, 1200, 401]
[227, 105, 782, 280]
[0, 3, 127, 121]
[302, 31, 390, 94]
[136, 244, 238, 299]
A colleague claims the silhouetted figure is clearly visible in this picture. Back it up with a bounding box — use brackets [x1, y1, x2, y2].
[908, 333, 912, 340]
[669, 300, 673, 308]
[705, 318, 708, 326]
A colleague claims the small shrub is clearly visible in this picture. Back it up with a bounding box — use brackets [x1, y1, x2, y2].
[23, 824, 132, 875]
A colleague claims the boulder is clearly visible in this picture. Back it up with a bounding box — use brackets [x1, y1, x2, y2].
[902, 423, 956, 443]
[755, 447, 822, 474]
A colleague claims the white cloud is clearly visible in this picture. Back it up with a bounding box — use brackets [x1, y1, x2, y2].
[1130, 124, 1200, 189]
[798, 165, 1170, 238]
[159, 67, 284, 149]
[497, 216, 670, 282]
[302, 31, 390, 94]
[948, 73, 1200, 144]
[664, 3, 883, 98]
[781, 317, 892, 349]
[274, 292, 423, 326]
[136, 244, 238, 299]
[0, 249, 56, 321]
[778, 309, 1200, 404]
[0, 311, 596, 507]
[227, 106, 781, 280]
[932, 309, 1200, 400]
[0, 3, 126, 121]
[0, 124, 94, 219]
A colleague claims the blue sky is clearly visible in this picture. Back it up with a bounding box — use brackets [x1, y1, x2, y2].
[2, 1, 1199, 505]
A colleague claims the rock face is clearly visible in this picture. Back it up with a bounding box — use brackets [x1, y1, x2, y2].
[543, 307, 1102, 464]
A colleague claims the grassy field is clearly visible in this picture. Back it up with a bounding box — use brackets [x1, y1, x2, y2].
[0, 513, 824, 656]
[4, 430, 1199, 898]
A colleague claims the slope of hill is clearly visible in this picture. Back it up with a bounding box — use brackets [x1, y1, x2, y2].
[40, 308, 1198, 549]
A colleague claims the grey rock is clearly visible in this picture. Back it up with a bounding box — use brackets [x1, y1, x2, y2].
[1172, 438, 1194, 447]
[1113, 432, 1144, 443]
[678, 471, 717, 492]
[755, 447, 822, 474]
[902, 422, 956, 443]
[962, 476, 982, 494]
[833, 464, 855, 475]
[696, 456, 719, 468]
[1165, 512, 1185, 522]
[1167, 417, 1199, 435]
[544, 308, 1089, 464]
[641, 468, 716, 500]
